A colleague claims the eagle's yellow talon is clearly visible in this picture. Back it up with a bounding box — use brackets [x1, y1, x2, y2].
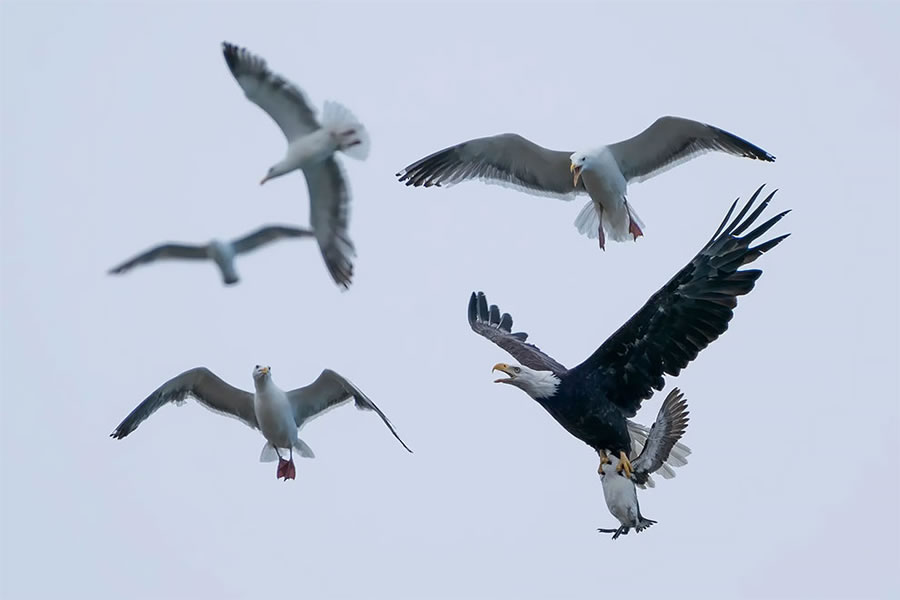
[615, 451, 633, 479]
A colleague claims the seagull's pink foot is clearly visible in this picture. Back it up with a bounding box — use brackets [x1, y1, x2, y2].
[276, 458, 296, 481]
[629, 218, 644, 241]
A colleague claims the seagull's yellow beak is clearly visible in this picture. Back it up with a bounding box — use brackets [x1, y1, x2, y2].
[492, 363, 514, 383]
[260, 366, 270, 375]
[570, 163, 582, 187]
[260, 174, 270, 186]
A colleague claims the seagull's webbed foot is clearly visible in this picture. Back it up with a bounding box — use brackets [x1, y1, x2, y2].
[628, 217, 644, 241]
[616, 451, 634, 479]
[597, 526, 629, 540]
[276, 458, 296, 480]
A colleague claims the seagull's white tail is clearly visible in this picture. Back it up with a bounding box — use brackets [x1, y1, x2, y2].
[322, 100, 370, 160]
[260, 442, 279, 463]
[293, 438, 315, 458]
[574, 200, 601, 239]
[574, 199, 646, 243]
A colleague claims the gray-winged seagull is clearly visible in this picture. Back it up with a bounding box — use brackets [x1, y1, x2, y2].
[223, 41, 370, 288]
[597, 388, 689, 540]
[111, 366, 412, 480]
[108, 224, 313, 286]
[397, 117, 774, 249]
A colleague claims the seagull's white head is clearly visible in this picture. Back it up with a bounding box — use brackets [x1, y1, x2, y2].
[252, 364, 272, 383]
[569, 151, 590, 187]
[491, 363, 560, 400]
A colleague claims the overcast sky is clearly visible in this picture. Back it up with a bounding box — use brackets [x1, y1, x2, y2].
[1, 2, 898, 599]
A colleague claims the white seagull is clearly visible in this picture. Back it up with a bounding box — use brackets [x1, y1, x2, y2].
[111, 365, 412, 480]
[108, 224, 314, 286]
[223, 41, 370, 289]
[597, 388, 689, 540]
[397, 117, 774, 249]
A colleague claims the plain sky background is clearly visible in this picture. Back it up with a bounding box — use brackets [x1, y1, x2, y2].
[1, 2, 898, 599]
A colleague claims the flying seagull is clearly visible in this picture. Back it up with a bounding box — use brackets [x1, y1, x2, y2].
[397, 117, 774, 249]
[110, 366, 412, 480]
[469, 185, 788, 478]
[108, 224, 313, 286]
[223, 41, 370, 289]
[597, 388, 689, 540]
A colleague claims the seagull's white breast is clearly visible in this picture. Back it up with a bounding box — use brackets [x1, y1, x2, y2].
[254, 383, 297, 449]
[600, 466, 639, 527]
[286, 129, 337, 168]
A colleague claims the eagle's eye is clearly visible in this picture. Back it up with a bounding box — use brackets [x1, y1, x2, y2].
[514, 367, 521, 374]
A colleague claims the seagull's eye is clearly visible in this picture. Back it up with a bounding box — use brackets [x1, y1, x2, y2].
[255, 365, 260, 369]
[514, 367, 521, 374]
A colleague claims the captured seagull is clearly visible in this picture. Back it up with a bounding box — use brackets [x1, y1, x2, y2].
[597, 388, 689, 540]
[110, 366, 412, 480]
[108, 224, 313, 286]
[397, 117, 774, 249]
[469, 186, 788, 481]
[222, 41, 370, 289]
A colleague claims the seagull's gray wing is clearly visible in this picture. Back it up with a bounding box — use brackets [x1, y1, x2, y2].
[397, 134, 581, 199]
[630, 388, 690, 486]
[222, 42, 319, 141]
[304, 158, 354, 289]
[108, 243, 208, 274]
[468, 292, 568, 376]
[110, 367, 257, 439]
[607, 116, 775, 184]
[231, 225, 314, 255]
[287, 369, 412, 453]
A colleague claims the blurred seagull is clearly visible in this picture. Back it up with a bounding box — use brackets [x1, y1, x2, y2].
[398, 117, 774, 249]
[110, 366, 412, 480]
[108, 224, 313, 286]
[222, 41, 370, 289]
[597, 388, 689, 540]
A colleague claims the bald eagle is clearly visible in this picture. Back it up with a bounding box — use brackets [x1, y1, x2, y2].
[469, 185, 788, 477]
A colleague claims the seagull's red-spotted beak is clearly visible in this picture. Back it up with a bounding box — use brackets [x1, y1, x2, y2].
[260, 174, 270, 185]
[570, 163, 582, 187]
[260, 366, 270, 375]
[492, 363, 514, 384]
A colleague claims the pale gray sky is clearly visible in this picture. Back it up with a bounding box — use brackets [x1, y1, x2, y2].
[1, 2, 898, 599]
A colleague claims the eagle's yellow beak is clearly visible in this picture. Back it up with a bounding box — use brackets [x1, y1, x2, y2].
[492, 363, 514, 383]
[571, 163, 582, 187]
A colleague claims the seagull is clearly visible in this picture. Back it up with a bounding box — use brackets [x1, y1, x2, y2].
[597, 388, 689, 540]
[108, 224, 314, 285]
[110, 366, 412, 480]
[397, 117, 774, 249]
[222, 41, 370, 289]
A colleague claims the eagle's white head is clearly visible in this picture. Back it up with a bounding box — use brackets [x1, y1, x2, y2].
[492, 363, 560, 399]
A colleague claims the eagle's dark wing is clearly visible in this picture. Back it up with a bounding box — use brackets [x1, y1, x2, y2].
[110, 367, 257, 439]
[630, 389, 690, 486]
[468, 292, 568, 376]
[569, 185, 789, 417]
[231, 225, 314, 254]
[396, 134, 580, 199]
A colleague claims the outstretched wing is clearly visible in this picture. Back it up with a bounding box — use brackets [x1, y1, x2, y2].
[631, 388, 690, 485]
[305, 158, 355, 289]
[468, 291, 568, 376]
[569, 185, 789, 417]
[287, 370, 412, 453]
[397, 134, 581, 199]
[231, 225, 314, 254]
[222, 41, 320, 141]
[108, 243, 208, 274]
[110, 367, 257, 439]
[607, 116, 775, 184]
